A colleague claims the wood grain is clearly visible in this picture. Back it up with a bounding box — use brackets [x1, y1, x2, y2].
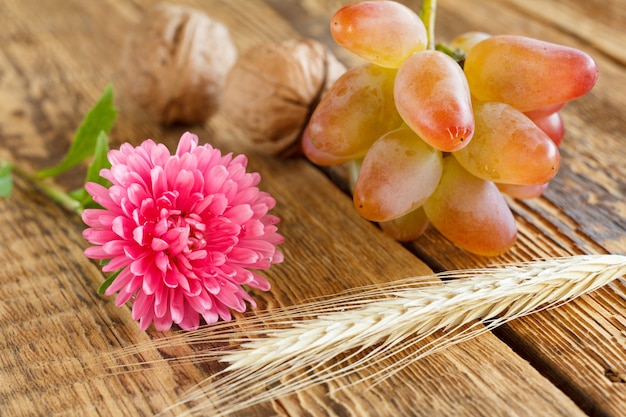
[0, 0, 624, 416]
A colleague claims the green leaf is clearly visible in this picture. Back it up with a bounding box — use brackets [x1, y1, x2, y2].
[72, 130, 112, 208]
[0, 162, 13, 197]
[98, 269, 122, 295]
[38, 85, 118, 179]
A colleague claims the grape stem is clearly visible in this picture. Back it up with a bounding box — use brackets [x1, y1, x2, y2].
[419, 0, 437, 50]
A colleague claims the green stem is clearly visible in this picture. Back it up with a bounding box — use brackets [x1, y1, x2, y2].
[419, 0, 437, 50]
[11, 163, 83, 216]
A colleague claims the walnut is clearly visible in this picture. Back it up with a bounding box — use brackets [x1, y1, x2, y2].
[220, 38, 346, 156]
[117, 3, 237, 125]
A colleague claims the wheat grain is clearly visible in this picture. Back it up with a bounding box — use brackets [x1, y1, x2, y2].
[105, 254, 626, 416]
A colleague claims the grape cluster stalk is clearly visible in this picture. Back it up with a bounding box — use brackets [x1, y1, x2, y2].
[303, 0, 598, 256]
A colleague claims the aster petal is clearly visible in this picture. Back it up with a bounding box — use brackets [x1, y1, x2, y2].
[199, 306, 219, 326]
[132, 290, 153, 321]
[142, 267, 164, 295]
[104, 267, 135, 296]
[230, 186, 259, 206]
[154, 284, 169, 318]
[187, 290, 212, 312]
[164, 226, 189, 255]
[204, 165, 229, 194]
[130, 253, 153, 276]
[127, 183, 150, 207]
[139, 309, 156, 331]
[154, 314, 173, 332]
[115, 284, 136, 306]
[107, 162, 125, 183]
[82, 229, 118, 245]
[164, 157, 181, 190]
[151, 238, 169, 251]
[179, 303, 201, 330]
[155, 251, 170, 274]
[153, 216, 169, 237]
[176, 132, 199, 156]
[150, 143, 171, 167]
[123, 244, 145, 260]
[272, 250, 285, 264]
[186, 275, 202, 297]
[167, 265, 190, 292]
[215, 299, 233, 322]
[174, 169, 195, 201]
[220, 264, 251, 285]
[111, 216, 135, 240]
[102, 239, 129, 257]
[224, 204, 254, 224]
[133, 225, 147, 246]
[102, 255, 133, 272]
[82, 208, 116, 228]
[202, 275, 220, 295]
[170, 288, 185, 324]
[164, 267, 181, 289]
[85, 182, 119, 212]
[240, 239, 279, 258]
[84, 245, 110, 260]
[127, 152, 153, 181]
[228, 247, 260, 264]
[107, 148, 126, 165]
[247, 272, 271, 292]
[151, 166, 167, 198]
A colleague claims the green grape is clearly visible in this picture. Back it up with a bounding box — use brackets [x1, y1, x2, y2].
[353, 127, 443, 222]
[394, 50, 474, 152]
[379, 206, 429, 242]
[424, 157, 517, 257]
[448, 31, 491, 53]
[330, 0, 427, 68]
[464, 35, 598, 112]
[307, 63, 402, 159]
[453, 101, 560, 185]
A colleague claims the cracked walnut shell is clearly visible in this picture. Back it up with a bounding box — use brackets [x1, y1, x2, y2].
[118, 3, 237, 125]
[220, 38, 346, 156]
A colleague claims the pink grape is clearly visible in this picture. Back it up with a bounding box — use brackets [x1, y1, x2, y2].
[523, 103, 565, 119]
[464, 35, 598, 112]
[394, 50, 474, 152]
[307, 63, 402, 159]
[330, 0, 427, 68]
[353, 127, 443, 222]
[301, 127, 353, 166]
[423, 157, 517, 256]
[525, 110, 565, 146]
[453, 101, 560, 185]
[497, 183, 549, 199]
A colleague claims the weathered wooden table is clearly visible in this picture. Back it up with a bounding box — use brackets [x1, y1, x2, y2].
[1, 0, 624, 416]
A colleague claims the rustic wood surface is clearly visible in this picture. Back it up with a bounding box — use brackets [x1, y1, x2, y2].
[0, 0, 624, 416]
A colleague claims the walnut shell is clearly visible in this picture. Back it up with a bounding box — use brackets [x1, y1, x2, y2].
[117, 3, 237, 125]
[220, 38, 346, 156]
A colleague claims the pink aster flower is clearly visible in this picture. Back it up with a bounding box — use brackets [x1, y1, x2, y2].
[82, 132, 284, 331]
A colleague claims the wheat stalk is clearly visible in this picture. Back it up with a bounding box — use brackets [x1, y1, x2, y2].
[105, 254, 626, 416]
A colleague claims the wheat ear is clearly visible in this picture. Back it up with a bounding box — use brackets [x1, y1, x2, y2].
[106, 254, 626, 416]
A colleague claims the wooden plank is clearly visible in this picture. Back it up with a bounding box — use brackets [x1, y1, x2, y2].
[0, 0, 620, 416]
[268, 0, 626, 415]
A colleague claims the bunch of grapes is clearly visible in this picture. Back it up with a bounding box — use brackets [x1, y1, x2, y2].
[303, 0, 598, 256]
